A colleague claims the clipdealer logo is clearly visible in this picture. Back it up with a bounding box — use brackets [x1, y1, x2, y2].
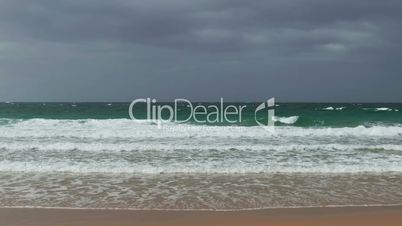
[129, 97, 275, 130]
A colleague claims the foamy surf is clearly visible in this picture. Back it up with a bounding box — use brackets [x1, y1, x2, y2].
[1, 118, 402, 138]
[376, 107, 392, 111]
[0, 118, 402, 174]
[322, 106, 346, 111]
[273, 116, 299, 124]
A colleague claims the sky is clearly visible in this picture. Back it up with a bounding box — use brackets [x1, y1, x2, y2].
[0, 0, 401, 102]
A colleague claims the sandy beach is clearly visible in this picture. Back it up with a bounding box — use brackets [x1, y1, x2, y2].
[1, 205, 402, 226]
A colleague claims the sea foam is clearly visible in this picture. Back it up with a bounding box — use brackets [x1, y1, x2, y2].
[0, 118, 402, 174]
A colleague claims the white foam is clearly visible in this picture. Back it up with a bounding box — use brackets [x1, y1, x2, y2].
[1, 119, 402, 174]
[1, 119, 401, 139]
[0, 158, 401, 174]
[2, 142, 402, 153]
[273, 116, 299, 124]
[363, 107, 394, 112]
[376, 107, 392, 111]
[323, 106, 345, 111]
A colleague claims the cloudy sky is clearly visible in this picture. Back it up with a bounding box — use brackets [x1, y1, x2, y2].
[0, 0, 401, 102]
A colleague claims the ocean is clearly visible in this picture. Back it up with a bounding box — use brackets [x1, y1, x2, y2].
[0, 102, 402, 210]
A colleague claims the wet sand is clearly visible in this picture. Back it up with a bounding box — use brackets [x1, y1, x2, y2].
[1, 205, 402, 226]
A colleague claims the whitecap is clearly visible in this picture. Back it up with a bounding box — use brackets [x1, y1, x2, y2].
[273, 116, 299, 124]
[375, 107, 392, 111]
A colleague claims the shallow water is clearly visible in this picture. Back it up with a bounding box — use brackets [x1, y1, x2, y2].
[1, 173, 402, 210]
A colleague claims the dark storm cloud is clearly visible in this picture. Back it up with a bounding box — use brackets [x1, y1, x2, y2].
[1, 0, 401, 52]
[0, 0, 401, 101]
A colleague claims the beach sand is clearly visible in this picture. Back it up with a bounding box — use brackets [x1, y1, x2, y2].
[1, 205, 402, 226]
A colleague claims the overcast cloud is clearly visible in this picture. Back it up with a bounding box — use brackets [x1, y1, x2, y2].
[0, 0, 401, 102]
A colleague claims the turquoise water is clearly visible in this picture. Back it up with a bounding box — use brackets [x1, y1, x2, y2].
[1, 102, 402, 127]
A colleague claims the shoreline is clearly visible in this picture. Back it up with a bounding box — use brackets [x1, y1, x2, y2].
[2, 203, 402, 212]
[1, 205, 402, 226]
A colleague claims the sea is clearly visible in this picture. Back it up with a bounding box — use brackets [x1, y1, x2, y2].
[0, 102, 402, 210]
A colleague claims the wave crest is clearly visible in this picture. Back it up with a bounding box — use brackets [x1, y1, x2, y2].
[273, 116, 299, 124]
